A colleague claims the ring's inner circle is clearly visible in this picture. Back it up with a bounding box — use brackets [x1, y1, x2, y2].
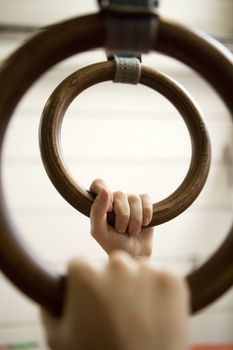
[61, 80, 191, 200]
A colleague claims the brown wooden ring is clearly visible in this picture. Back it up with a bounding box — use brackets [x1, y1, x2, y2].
[39, 61, 211, 228]
[0, 14, 232, 316]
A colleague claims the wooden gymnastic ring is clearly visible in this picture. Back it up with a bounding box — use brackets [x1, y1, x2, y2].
[39, 61, 211, 227]
[0, 14, 232, 316]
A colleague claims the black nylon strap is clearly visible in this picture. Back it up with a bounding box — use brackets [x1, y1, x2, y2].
[98, 0, 159, 56]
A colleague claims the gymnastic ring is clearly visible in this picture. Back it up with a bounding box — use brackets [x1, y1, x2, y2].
[0, 14, 232, 316]
[39, 60, 211, 227]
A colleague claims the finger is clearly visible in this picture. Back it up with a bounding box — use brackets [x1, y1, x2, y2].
[139, 194, 153, 226]
[113, 191, 130, 234]
[128, 194, 143, 236]
[90, 178, 113, 211]
[90, 188, 111, 236]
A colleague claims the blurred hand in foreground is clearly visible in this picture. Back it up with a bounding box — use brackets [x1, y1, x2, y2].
[41, 251, 189, 350]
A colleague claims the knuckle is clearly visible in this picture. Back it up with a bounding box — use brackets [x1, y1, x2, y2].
[68, 258, 100, 290]
[128, 194, 140, 203]
[93, 177, 105, 187]
[140, 193, 150, 201]
[143, 245, 153, 257]
[116, 210, 130, 221]
[108, 251, 129, 270]
[114, 191, 127, 200]
[156, 270, 184, 292]
[140, 194, 152, 208]
[90, 178, 106, 193]
[131, 217, 142, 227]
[114, 192, 129, 216]
[120, 212, 130, 221]
[69, 258, 92, 274]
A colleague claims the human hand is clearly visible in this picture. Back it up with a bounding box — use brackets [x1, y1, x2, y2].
[89, 178, 154, 257]
[41, 252, 190, 350]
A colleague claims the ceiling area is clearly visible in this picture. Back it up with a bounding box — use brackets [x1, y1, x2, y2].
[0, 0, 232, 39]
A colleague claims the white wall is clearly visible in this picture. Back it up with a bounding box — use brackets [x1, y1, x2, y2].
[0, 1, 233, 348]
[0, 0, 232, 36]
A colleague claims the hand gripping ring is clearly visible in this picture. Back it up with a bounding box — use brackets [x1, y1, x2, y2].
[0, 14, 232, 316]
[39, 60, 211, 228]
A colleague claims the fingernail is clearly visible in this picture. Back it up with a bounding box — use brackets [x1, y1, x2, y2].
[143, 217, 150, 226]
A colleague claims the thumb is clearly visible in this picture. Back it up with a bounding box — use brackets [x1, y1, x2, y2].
[90, 188, 111, 234]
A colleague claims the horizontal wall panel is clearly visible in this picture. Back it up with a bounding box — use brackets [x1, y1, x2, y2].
[10, 212, 232, 262]
[0, 273, 39, 323]
[12, 72, 231, 119]
[3, 116, 232, 162]
[192, 346, 233, 350]
[0, 42, 192, 76]
[11, 215, 107, 263]
[0, 325, 44, 348]
[0, 55, 227, 119]
[190, 313, 233, 343]
[0, 0, 232, 36]
[0, 0, 97, 27]
[2, 162, 232, 209]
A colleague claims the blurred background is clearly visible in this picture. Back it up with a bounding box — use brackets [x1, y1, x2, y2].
[0, 0, 232, 349]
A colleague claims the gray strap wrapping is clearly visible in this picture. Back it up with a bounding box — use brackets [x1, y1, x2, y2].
[99, 0, 158, 84]
[113, 55, 141, 84]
